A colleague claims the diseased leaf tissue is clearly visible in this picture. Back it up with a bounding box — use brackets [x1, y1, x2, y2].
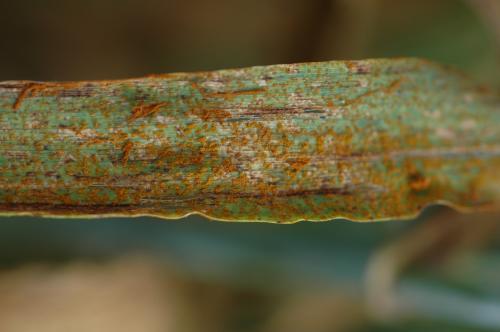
[0, 58, 498, 222]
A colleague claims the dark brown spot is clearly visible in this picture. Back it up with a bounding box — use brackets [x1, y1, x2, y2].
[408, 172, 431, 192]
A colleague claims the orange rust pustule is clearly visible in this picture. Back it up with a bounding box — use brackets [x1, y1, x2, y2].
[12, 81, 91, 110]
[129, 102, 168, 121]
[121, 141, 134, 165]
[12, 83, 42, 110]
[191, 108, 232, 122]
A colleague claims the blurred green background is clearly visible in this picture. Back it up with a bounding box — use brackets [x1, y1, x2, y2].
[0, 0, 499, 331]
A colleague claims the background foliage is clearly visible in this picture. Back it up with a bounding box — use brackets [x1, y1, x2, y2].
[0, 0, 498, 331]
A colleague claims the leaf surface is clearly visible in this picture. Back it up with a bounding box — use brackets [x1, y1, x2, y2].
[0, 58, 498, 222]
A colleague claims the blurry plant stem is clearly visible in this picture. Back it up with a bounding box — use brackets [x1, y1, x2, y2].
[365, 210, 500, 328]
[320, 0, 378, 59]
[288, 0, 377, 61]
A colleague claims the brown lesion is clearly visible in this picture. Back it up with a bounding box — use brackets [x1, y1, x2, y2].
[11, 82, 100, 110]
[12, 82, 39, 110]
[129, 102, 168, 122]
[190, 108, 231, 121]
[345, 61, 371, 74]
[189, 79, 266, 100]
[233, 186, 353, 198]
[408, 171, 431, 192]
[288, 156, 311, 172]
[344, 78, 403, 106]
[121, 141, 134, 164]
[207, 87, 266, 99]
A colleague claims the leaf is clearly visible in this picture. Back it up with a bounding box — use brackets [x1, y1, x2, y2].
[0, 58, 498, 222]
